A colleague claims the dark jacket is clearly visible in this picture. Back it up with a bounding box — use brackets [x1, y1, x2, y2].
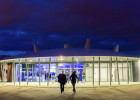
[70, 73, 77, 83]
[58, 74, 66, 84]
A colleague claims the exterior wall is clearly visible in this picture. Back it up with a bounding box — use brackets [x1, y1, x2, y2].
[7, 63, 12, 82]
[0, 56, 139, 86]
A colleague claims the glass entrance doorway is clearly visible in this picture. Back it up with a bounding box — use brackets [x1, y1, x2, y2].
[58, 63, 84, 82]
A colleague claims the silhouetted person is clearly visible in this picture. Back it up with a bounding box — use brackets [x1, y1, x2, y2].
[58, 71, 66, 93]
[70, 72, 77, 93]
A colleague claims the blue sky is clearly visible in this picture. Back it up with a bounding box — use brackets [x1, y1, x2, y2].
[0, 0, 140, 56]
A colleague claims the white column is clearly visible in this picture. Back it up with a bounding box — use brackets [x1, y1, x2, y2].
[2, 62, 4, 82]
[0, 63, 2, 81]
[116, 57, 120, 85]
[131, 61, 133, 82]
[110, 57, 112, 86]
[122, 62, 124, 82]
[107, 63, 108, 82]
[127, 58, 129, 84]
[26, 59, 28, 85]
[0, 63, 1, 82]
[99, 57, 100, 86]
[13, 60, 15, 85]
[39, 58, 41, 86]
[56, 63, 58, 77]
[139, 58, 140, 83]
[4, 62, 6, 84]
[72, 57, 74, 72]
[92, 57, 94, 86]
[3, 62, 5, 83]
[47, 57, 51, 86]
[19, 59, 21, 85]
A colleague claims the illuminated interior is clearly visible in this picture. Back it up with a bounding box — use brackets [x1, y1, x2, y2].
[0, 56, 139, 86]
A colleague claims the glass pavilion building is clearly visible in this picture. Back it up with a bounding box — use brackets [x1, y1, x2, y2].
[0, 48, 140, 87]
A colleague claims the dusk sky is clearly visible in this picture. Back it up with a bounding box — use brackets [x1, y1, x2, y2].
[0, 0, 140, 56]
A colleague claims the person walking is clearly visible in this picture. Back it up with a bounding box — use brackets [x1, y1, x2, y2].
[70, 71, 77, 93]
[65, 70, 70, 83]
[58, 71, 66, 93]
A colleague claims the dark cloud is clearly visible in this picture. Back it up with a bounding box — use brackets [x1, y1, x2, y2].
[0, 0, 140, 55]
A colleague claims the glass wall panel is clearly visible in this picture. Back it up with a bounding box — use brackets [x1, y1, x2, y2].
[122, 63, 128, 82]
[78, 69, 83, 81]
[27, 64, 36, 82]
[58, 63, 64, 68]
[86, 63, 93, 82]
[36, 64, 56, 82]
[118, 63, 123, 82]
[100, 63, 107, 82]
[112, 62, 117, 82]
[94, 63, 99, 82]
[21, 64, 27, 82]
[16, 64, 22, 82]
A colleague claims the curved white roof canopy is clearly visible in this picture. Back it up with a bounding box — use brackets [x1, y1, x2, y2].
[3, 48, 139, 60]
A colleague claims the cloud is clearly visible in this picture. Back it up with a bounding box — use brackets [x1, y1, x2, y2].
[0, 50, 30, 56]
[0, 0, 139, 55]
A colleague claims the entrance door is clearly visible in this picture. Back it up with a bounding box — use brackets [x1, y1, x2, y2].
[86, 66, 93, 82]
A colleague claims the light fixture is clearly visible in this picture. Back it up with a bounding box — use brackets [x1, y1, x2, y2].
[59, 63, 64, 66]
[76, 58, 78, 62]
[57, 56, 65, 61]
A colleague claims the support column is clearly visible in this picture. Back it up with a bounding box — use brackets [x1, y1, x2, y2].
[4, 62, 6, 84]
[127, 58, 129, 84]
[99, 57, 100, 86]
[1, 62, 3, 82]
[107, 63, 108, 82]
[131, 61, 133, 82]
[32, 64, 33, 82]
[19, 59, 21, 85]
[34, 64, 36, 82]
[2, 62, 4, 82]
[39, 58, 41, 86]
[116, 57, 120, 85]
[92, 57, 94, 86]
[72, 57, 74, 72]
[122, 62, 124, 82]
[26, 59, 28, 85]
[47, 57, 51, 86]
[56, 63, 58, 76]
[3, 62, 5, 83]
[109, 57, 112, 86]
[0, 63, 1, 82]
[13, 60, 15, 85]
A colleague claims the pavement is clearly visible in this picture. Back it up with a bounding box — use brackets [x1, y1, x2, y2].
[0, 84, 140, 100]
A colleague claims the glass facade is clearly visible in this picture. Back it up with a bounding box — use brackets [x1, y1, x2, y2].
[0, 56, 139, 86]
[58, 63, 84, 81]
[16, 64, 56, 82]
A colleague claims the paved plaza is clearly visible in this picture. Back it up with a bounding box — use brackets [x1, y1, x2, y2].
[0, 83, 140, 100]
